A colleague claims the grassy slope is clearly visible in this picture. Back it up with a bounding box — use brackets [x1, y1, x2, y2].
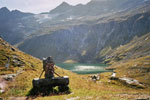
[0, 37, 42, 96]
[0, 37, 150, 100]
[105, 33, 150, 86]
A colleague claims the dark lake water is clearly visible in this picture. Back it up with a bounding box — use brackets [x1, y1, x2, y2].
[56, 63, 110, 74]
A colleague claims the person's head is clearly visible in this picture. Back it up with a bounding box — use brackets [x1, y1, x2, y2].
[47, 56, 52, 60]
[47, 56, 54, 63]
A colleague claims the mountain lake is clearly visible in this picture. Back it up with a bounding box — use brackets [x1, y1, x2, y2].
[56, 63, 111, 74]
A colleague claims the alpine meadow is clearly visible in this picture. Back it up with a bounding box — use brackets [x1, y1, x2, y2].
[0, 0, 150, 100]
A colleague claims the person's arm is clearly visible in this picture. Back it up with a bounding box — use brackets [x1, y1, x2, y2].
[43, 60, 46, 71]
[53, 65, 57, 69]
[43, 64, 46, 71]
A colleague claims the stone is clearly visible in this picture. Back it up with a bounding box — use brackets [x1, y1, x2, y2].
[11, 48, 15, 51]
[0, 89, 5, 93]
[0, 97, 3, 100]
[16, 69, 24, 75]
[119, 77, 145, 89]
[110, 72, 118, 80]
[32, 76, 69, 88]
[66, 96, 80, 100]
[12, 59, 25, 67]
[136, 98, 150, 100]
[3, 74, 17, 81]
[90, 74, 100, 81]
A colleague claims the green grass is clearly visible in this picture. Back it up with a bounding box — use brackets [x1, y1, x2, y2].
[0, 38, 150, 100]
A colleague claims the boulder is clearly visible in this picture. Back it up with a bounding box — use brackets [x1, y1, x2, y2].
[110, 72, 118, 80]
[119, 77, 145, 89]
[32, 76, 69, 88]
[90, 75, 100, 81]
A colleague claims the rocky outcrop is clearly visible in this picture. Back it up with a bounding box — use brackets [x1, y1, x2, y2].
[104, 33, 150, 87]
[49, 0, 147, 17]
[118, 77, 145, 89]
[0, 0, 149, 45]
[110, 72, 145, 89]
[18, 6, 150, 63]
[0, 7, 37, 45]
[1, 1, 150, 63]
[104, 33, 150, 64]
[3, 68, 24, 81]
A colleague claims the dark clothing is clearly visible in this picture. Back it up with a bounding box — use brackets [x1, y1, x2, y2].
[45, 71, 54, 79]
[43, 57, 55, 79]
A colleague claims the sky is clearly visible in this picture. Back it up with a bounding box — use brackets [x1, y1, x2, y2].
[0, 0, 91, 14]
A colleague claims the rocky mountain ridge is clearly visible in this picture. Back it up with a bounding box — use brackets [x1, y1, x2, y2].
[0, 0, 150, 63]
[48, 0, 148, 18]
[18, 2, 150, 63]
[0, 7, 35, 45]
[104, 33, 150, 64]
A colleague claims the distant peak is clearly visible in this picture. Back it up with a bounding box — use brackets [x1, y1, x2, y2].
[49, 1, 72, 13]
[92, 0, 106, 1]
[1, 7, 8, 10]
[61, 1, 70, 5]
[11, 9, 21, 13]
[59, 1, 71, 7]
[91, 0, 108, 2]
[0, 7, 10, 12]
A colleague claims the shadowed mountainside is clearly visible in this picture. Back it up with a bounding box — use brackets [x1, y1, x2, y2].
[18, 2, 150, 63]
[0, 0, 150, 63]
[0, 37, 150, 100]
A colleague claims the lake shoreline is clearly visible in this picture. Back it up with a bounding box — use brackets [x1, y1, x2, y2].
[56, 63, 111, 74]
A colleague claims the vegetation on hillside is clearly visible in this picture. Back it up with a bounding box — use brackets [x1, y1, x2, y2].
[104, 33, 150, 86]
[0, 37, 150, 100]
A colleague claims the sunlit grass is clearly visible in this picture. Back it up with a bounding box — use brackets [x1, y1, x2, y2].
[0, 38, 150, 100]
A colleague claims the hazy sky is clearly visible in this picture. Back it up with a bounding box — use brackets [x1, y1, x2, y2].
[0, 0, 91, 14]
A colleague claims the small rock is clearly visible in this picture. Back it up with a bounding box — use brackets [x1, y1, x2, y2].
[111, 72, 116, 77]
[145, 37, 149, 40]
[1, 42, 5, 46]
[4, 76, 13, 81]
[3, 74, 17, 81]
[12, 55, 25, 67]
[0, 97, 3, 100]
[12, 59, 25, 67]
[16, 69, 24, 75]
[11, 48, 15, 51]
[110, 72, 118, 80]
[86, 96, 93, 99]
[144, 63, 150, 66]
[0, 89, 5, 93]
[31, 65, 35, 68]
[66, 96, 80, 100]
[90, 74, 100, 81]
[134, 64, 138, 67]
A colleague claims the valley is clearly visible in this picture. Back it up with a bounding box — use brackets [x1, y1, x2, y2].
[0, 37, 150, 100]
[0, 0, 150, 100]
[0, 0, 150, 63]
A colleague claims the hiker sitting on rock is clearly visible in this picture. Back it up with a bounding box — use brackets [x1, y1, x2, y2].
[43, 56, 55, 79]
